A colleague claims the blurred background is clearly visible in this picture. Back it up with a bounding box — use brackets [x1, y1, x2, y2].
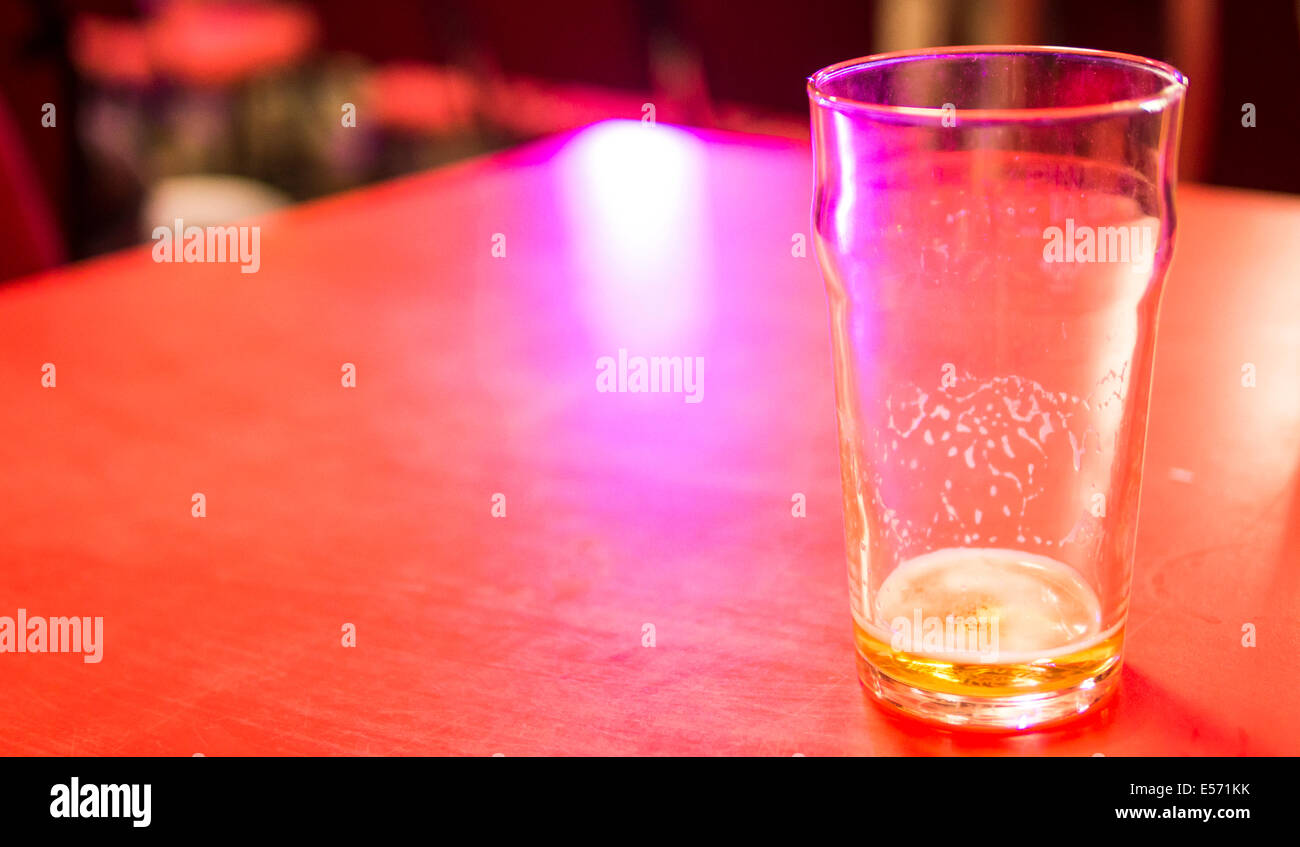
[2, 0, 1298, 281]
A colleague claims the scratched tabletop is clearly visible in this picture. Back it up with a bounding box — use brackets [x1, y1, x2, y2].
[1, 121, 1297, 755]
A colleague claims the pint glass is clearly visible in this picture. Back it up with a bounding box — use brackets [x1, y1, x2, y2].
[808, 47, 1187, 728]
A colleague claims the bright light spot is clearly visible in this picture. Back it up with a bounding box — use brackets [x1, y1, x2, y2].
[556, 120, 709, 344]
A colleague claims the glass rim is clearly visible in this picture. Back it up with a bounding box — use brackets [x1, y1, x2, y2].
[807, 45, 1188, 125]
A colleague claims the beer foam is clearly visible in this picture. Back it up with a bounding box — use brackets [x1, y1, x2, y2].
[868, 547, 1113, 664]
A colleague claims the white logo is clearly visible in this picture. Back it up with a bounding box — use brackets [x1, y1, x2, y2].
[50, 778, 150, 828]
[152, 218, 261, 273]
[889, 608, 1000, 662]
[0, 609, 103, 663]
[1042, 218, 1154, 272]
[596, 349, 704, 403]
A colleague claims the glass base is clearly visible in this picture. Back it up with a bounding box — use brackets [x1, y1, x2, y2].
[858, 651, 1122, 731]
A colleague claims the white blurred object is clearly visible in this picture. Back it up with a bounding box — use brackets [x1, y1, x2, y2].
[140, 174, 290, 239]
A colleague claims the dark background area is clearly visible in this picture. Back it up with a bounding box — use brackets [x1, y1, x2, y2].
[2, 0, 1297, 281]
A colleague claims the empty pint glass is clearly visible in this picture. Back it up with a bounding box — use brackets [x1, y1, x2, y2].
[808, 47, 1187, 728]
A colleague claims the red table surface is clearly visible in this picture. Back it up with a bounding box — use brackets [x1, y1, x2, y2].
[1, 121, 1297, 756]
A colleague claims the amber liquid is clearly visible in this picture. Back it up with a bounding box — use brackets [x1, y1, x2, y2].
[854, 548, 1123, 697]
